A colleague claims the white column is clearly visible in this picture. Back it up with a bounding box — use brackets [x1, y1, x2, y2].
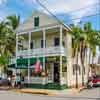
[43, 29, 46, 71]
[66, 33, 73, 87]
[28, 32, 31, 83]
[15, 34, 18, 75]
[60, 25, 63, 85]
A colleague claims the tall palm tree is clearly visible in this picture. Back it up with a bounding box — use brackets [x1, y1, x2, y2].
[71, 24, 82, 88]
[0, 21, 10, 75]
[79, 23, 92, 86]
[83, 22, 100, 81]
[0, 15, 20, 75]
[6, 14, 20, 54]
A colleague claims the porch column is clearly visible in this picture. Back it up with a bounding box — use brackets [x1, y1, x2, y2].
[60, 25, 63, 85]
[28, 32, 31, 83]
[43, 29, 46, 71]
[15, 34, 18, 75]
[66, 33, 73, 87]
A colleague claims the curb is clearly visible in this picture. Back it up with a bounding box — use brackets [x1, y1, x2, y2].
[20, 90, 56, 96]
[10, 89, 57, 96]
[8, 87, 86, 96]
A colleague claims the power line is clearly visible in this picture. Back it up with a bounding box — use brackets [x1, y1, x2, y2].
[40, 1, 99, 15]
[36, 0, 72, 30]
[64, 13, 100, 23]
[36, 0, 100, 22]
[66, 3, 99, 15]
[35, 0, 100, 31]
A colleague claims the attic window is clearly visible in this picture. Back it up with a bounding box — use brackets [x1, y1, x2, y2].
[34, 16, 39, 27]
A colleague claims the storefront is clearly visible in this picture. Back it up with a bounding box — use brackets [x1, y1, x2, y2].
[8, 56, 67, 89]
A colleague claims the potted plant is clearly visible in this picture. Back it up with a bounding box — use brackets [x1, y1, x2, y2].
[41, 71, 48, 77]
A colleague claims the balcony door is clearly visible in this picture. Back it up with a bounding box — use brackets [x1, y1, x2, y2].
[54, 37, 59, 46]
[30, 40, 35, 49]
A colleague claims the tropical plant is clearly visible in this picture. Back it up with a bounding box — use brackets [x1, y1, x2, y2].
[83, 22, 100, 80]
[0, 15, 20, 75]
[70, 24, 82, 88]
[6, 15, 20, 30]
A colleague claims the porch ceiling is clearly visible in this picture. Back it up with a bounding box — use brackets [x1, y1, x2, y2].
[31, 27, 60, 37]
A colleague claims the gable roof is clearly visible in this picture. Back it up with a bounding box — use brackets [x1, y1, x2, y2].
[16, 11, 71, 33]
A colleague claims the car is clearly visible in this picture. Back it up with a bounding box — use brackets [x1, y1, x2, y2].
[87, 75, 100, 88]
[0, 77, 10, 86]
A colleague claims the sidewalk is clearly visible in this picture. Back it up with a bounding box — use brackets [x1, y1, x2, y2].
[15, 86, 85, 96]
[0, 86, 11, 91]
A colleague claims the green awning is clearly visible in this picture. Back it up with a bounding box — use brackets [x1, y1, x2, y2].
[17, 58, 28, 66]
[17, 57, 46, 65]
[8, 64, 29, 69]
[8, 64, 15, 68]
[8, 57, 47, 69]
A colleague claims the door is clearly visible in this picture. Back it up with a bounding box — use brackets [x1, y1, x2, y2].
[54, 63, 60, 83]
[54, 37, 60, 46]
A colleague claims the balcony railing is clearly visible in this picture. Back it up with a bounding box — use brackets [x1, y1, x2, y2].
[17, 46, 67, 58]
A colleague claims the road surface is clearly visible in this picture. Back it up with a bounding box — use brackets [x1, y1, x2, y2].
[0, 88, 100, 100]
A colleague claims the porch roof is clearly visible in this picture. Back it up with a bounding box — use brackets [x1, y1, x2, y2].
[8, 57, 46, 69]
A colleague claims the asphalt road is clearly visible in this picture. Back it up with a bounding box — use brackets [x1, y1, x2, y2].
[0, 88, 100, 100]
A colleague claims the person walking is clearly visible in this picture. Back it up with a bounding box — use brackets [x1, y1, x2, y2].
[16, 73, 21, 89]
[11, 75, 16, 88]
[8, 76, 11, 87]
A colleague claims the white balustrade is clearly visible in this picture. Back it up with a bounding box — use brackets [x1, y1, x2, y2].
[17, 46, 66, 57]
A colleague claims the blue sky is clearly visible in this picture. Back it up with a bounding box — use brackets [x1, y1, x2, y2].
[0, 0, 100, 30]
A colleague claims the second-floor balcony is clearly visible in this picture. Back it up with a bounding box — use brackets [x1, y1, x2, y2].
[17, 46, 67, 58]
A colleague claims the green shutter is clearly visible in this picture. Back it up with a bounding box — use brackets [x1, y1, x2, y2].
[34, 17, 39, 27]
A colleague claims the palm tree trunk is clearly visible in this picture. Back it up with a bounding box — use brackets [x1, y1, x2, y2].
[80, 41, 85, 86]
[92, 54, 94, 65]
[87, 48, 91, 81]
[75, 47, 79, 88]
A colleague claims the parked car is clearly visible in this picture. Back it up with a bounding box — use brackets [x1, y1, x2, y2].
[0, 77, 9, 86]
[87, 75, 100, 88]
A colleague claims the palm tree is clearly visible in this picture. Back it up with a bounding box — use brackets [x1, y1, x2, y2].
[83, 22, 100, 81]
[0, 15, 20, 75]
[0, 21, 10, 76]
[71, 24, 82, 88]
[6, 14, 20, 54]
[79, 23, 93, 86]
[6, 15, 20, 30]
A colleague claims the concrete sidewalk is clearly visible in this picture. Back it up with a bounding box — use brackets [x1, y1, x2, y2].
[0, 86, 11, 91]
[15, 86, 85, 96]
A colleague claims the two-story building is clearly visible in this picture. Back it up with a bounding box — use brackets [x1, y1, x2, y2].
[8, 11, 89, 89]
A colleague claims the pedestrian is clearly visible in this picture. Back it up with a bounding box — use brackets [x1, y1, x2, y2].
[8, 76, 11, 87]
[16, 73, 21, 89]
[11, 75, 16, 88]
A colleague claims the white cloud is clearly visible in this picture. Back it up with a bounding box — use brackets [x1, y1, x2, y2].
[36, 0, 99, 24]
[0, 0, 7, 5]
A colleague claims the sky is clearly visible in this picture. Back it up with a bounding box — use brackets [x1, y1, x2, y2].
[0, 0, 100, 30]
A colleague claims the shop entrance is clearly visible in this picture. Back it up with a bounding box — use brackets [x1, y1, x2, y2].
[54, 63, 60, 83]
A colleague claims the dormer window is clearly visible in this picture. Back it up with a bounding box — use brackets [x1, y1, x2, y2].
[34, 16, 39, 27]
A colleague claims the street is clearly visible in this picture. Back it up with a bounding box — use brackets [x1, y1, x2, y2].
[0, 88, 100, 100]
